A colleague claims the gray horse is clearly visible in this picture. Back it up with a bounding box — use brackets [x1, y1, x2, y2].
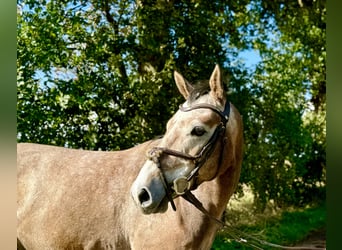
[17, 65, 243, 249]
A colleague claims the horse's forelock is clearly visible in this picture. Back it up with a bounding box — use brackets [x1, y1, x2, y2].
[187, 80, 210, 104]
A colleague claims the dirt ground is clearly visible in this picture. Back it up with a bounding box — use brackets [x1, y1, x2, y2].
[292, 228, 326, 249]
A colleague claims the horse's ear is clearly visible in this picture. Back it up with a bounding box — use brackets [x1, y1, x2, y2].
[174, 71, 193, 99]
[209, 64, 226, 105]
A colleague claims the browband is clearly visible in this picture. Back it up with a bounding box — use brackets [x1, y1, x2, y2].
[179, 101, 231, 124]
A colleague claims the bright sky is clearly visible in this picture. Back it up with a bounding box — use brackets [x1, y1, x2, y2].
[239, 50, 262, 70]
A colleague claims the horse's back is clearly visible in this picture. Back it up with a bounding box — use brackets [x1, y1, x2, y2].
[17, 143, 137, 249]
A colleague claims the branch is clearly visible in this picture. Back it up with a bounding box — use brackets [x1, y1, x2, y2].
[102, 0, 128, 83]
[103, 0, 119, 37]
[298, 0, 303, 7]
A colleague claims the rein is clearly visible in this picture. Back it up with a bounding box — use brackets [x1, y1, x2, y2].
[182, 192, 324, 250]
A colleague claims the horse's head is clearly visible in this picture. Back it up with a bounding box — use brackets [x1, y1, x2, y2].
[131, 65, 231, 214]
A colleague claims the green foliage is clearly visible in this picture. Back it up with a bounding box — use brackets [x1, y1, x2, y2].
[234, 0, 326, 209]
[17, 0, 325, 208]
[241, 37, 326, 208]
[212, 203, 326, 249]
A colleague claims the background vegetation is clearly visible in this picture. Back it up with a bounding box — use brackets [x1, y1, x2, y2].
[212, 186, 326, 248]
[17, 0, 326, 215]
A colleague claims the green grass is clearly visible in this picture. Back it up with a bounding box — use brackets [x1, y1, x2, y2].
[211, 203, 326, 249]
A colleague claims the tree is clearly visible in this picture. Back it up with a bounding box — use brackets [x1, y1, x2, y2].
[17, 0, 248, 149]
[17, 0, 326, 209]
[236, 0, 326, 208]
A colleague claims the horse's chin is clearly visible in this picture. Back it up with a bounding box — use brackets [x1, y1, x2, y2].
[140, 197, 169, 215]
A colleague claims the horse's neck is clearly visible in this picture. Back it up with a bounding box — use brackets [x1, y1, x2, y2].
[169, 175, 229, 248]
[191, 147, 240, 221]
[195, 172, 233, 219]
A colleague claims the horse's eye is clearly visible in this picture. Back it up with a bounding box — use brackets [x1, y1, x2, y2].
[191, 126, 206, 136]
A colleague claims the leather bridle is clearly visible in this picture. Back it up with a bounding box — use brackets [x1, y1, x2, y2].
[147, 100, 231, 212]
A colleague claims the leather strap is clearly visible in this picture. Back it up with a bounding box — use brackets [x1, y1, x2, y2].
[182, 191, 224, 227]
[179, 101, 230, 124]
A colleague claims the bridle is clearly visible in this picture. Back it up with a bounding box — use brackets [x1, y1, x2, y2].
[147, 100, 231, 213]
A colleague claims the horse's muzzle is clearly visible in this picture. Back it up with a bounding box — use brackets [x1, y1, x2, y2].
[131, 164, 168, 214]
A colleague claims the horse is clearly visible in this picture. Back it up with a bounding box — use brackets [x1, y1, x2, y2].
[17, 65, 243, 250]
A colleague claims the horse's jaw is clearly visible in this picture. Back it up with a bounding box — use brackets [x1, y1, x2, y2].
[131, 157, 192, 214]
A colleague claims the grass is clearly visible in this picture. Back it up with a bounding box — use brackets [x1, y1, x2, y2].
[211, 186, 326, 249]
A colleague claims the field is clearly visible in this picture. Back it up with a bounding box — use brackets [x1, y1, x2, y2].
[212, 185, 326, 249]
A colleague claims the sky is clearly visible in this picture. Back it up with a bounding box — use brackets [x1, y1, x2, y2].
[239, 50, 262, 70]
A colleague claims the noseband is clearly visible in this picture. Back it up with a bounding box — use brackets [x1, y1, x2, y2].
[147, 101, 231, 211]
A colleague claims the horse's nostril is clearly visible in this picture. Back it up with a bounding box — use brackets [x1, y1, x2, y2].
[138, 188, 150, 204]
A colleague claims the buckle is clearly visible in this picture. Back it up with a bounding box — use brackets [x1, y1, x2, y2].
[173, 176, 191, 195]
